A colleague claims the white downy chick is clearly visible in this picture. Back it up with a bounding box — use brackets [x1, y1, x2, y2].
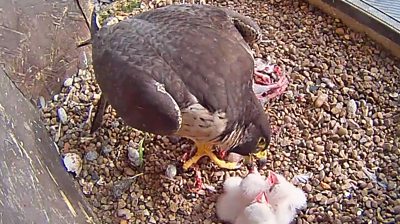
[265, 171, 307, 224]
[216, 167, 268, 223]
[239, 167, 268, 203]
[216, 176, 243, 223]
[235, 188, 278, 224]
[234, 201, 278, 224]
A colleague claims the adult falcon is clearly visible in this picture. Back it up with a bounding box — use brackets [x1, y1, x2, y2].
[89, 4, 274, 171]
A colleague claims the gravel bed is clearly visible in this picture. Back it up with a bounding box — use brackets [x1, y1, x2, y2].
[40, 0, 399, 223]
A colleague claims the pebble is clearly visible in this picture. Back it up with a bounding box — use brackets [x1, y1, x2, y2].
[104, 16, 119, 26]
[335, 27, 345, 35]
[63, 78, 74, 87]
[314, 94, 328, 108]
[123, 167, 136, 176]
[331, 104, 342, 115]
[347, 119, 360, 129]
[118, 200, 127, 209]
[101, 144, 113, 155]
[85, 151, 99, 161]
[112, 179, 135, 199]
[389, 92, 398, 98]
[321, 78, 335, 89]
[165, 164, 177, 179]
[346, 99, 357, 117]
[127, 147, 141, 167]
[304, 184, 312, 193]
[337, 127, 348, 136]
[321, 182, 331, 190]
[299, 153, 306, 161]
[57, 107, 68, 124]
[117, 208, 132, 219]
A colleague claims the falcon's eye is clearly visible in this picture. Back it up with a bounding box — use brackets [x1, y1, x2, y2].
[257, 137, 267, 150]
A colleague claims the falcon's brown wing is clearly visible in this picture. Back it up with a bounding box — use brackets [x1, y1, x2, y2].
[132, 5, 256, 122]
[92, 22, 184, 136]
[135, 4, 255, 57]
[92, 5, 258, 135]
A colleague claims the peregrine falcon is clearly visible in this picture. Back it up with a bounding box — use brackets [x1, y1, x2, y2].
[90, 4, 272, 170]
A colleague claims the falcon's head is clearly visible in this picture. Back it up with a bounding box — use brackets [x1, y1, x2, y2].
[228, 113, 271, 156]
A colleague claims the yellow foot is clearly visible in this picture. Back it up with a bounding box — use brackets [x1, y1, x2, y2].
[182, 143, 240, 170]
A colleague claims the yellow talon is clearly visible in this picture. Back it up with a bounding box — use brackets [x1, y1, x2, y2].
[183, 143, 240, 170]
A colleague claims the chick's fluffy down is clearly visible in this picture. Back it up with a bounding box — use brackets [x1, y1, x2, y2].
[235, 203, 278, 224]
[266, 173, 307, 224]
[216, 176, 243, 223]
[239, 171, 268, 202]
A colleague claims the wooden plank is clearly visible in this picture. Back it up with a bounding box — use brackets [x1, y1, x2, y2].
[0, 68, 98, 224]
[0, 0, 92, 102]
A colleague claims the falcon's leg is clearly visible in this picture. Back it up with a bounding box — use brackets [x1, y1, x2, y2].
[182, 143, 240, 170]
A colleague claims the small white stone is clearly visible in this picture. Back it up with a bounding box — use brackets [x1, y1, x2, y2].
[57, 107, 68, 124]
[321, 77, 335, 88]
[93, 93, 101, 100]
[314, 94, 328, 108]
[63, 78, 73, 87]
[38, 96, 46, 109]
[127, 147, 141, 167]
[389, 92, 398, 98]
[117, 208, 132, 219]
[104, 16, 119, 27]
[347, 99, 357, 116]
[165, 164, 177, 178]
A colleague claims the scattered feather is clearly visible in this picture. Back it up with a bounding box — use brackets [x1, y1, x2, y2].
[291, 173, 312, 185]
[362, 167, 388, 190]
[63, 153, 82, 176]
